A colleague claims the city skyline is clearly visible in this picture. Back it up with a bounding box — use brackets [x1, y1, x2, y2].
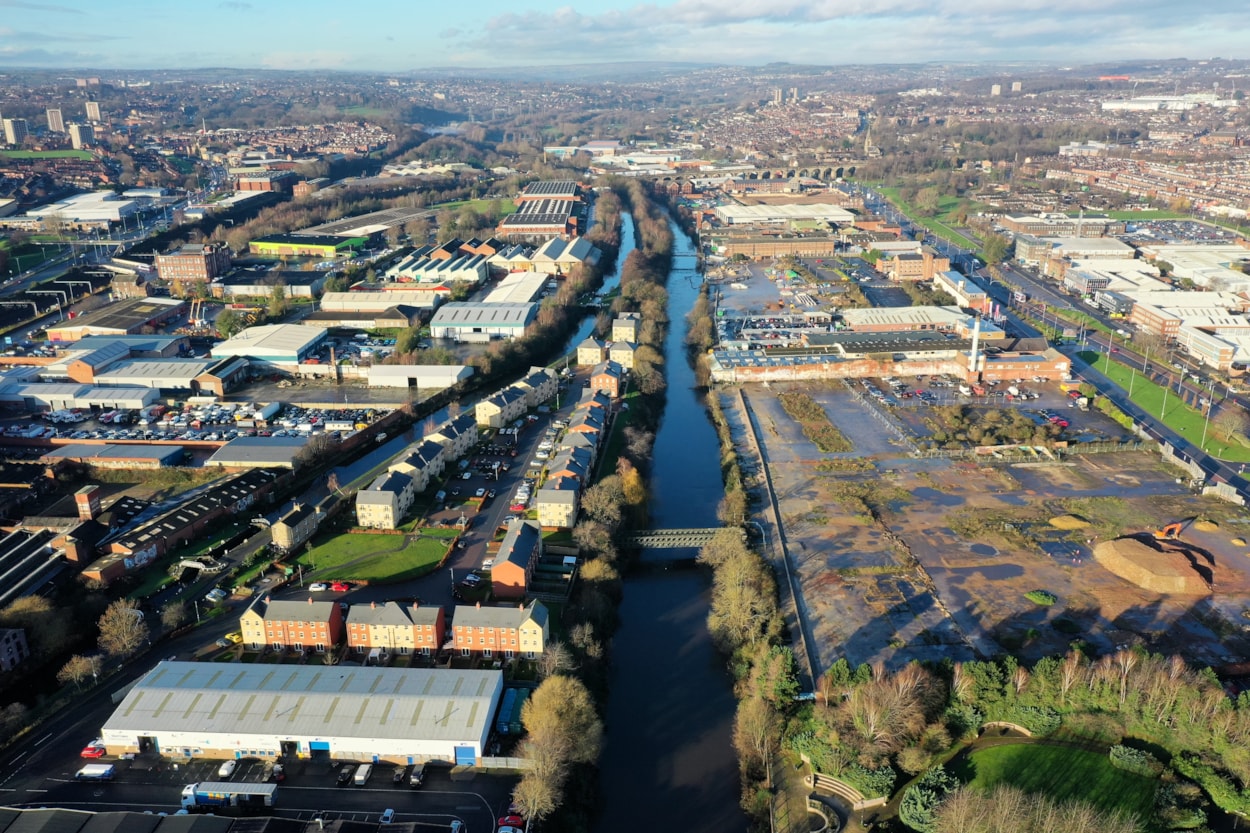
[0, 0, 1247, 71]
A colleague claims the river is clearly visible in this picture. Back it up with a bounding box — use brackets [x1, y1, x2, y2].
[596, 219, 746, 833]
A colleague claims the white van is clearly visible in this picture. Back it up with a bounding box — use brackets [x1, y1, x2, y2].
[354, 763, 372, 786]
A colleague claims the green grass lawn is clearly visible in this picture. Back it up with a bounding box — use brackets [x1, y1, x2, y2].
[0, 149, 93, 160]
[1080, 352, 1250, 462]
[875, 186, 983, 250]
[293, 529, 455, 583]
[951, 743, 1157, 821]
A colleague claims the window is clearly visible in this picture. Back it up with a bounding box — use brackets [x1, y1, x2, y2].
[505, 650, 515, 658]
[315, 643, 325, 653]
[272, 642, 283, 651]
[460, 648, 470, 657]
[479, 637, 485, 645]
[483, 649, 492, 658]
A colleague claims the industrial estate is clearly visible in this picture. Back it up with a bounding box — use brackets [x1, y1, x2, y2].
[1, 29, 1250, 833]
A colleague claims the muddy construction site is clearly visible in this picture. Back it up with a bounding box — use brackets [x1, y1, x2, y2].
[724, 380, 1250, 676]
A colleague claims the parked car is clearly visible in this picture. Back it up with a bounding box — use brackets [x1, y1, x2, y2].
[80, 740, 106, 758]
[380, 809, 395, 824]
[309, 582, 329, 592]
[460, 574, 482, 588]
[336, 764, 355, 785]
[217, 760, 236, 778]
[331, 581, 351, 592]
[409, 763, 425, 788]
[392, 766, 409, 786]
[224, 631, 243, 644]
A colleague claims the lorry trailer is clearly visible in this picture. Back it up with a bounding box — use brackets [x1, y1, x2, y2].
[75, 764, 115, 780]
[180, 781, 277, 811]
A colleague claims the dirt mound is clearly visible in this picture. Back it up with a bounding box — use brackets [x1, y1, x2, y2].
[1194, 520, 1220, 532]
[1049, 514, 1090, 530]
[1233, 538, 1247, 547]
[1093, 537, 1212, 595]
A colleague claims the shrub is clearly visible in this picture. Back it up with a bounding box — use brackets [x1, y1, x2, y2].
[1025, 589, 1058, 606]
[1109, 744, 1164, 777]
[899, 766, 959, 833]
[840, 763, 897, 799]
[943, 702, 984, 739]
[1012, 705, 1062, 736]
[1171, 755, 1250, 816]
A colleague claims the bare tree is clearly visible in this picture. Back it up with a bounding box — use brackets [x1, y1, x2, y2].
[98, 599, 148, 658]
[56, 654, 101, 689]
[537, 642, 575, 680]
[161, 601, 188, 630]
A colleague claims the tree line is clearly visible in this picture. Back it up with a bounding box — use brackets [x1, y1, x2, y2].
[511, 179, 676, 830]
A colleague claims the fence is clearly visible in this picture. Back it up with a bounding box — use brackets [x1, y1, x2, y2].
[479, 756, 531, 770]
[841, 381, 919, 453]
[911, 440, 1146, 462]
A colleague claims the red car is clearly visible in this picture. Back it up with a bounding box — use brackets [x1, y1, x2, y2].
[1067, 390, 1082, 398]
[80, 743, 106, 758]
[498, 816, 524, 828]
[330, 581, 351, 592]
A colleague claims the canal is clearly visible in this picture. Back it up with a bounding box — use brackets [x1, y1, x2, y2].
[560, 212, 636, 356]
[596, 219, 746, 833]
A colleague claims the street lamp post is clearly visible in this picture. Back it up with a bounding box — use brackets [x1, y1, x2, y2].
[1200, 379, 1217, 451]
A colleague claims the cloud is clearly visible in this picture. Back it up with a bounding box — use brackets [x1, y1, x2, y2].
[218, 1, 253, 8]
[462, 0, 1250, 67]
[0, 29, 126, 43]
[0, 46, 105, 65]
[0, 0, 82, 12]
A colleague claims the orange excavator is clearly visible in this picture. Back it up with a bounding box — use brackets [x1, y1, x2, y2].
[1154, 522, 1185, 540]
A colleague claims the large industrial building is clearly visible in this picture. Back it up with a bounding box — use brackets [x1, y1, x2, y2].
[45, 297, 187, 342]
[428, 303, 538, 342]
[210, 324, 327, 366]
[100, 662, 504, 766]
[249, 234, 366, 258]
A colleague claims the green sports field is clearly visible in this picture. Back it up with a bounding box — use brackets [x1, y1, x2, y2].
[950, 743, 1157, 820]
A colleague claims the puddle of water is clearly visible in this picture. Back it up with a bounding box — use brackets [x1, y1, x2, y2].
[913, 487, 966, 507]
[946, 564, 1025, 580]
[969, 543, 998, 556]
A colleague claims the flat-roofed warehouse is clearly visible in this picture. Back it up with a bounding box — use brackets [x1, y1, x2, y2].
[428, 303, 538, 343]
[100, 661, 504, 766]
[211, 324, 327, 366]
[46, 297, 187, 342]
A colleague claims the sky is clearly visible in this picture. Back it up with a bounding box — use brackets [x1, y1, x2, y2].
[1, 0, 1248, 71]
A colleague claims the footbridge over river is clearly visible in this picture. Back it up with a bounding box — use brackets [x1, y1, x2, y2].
[622, 527, 742, 549]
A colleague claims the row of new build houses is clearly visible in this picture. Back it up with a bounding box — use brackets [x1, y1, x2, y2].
[354, 366, 563, 531]
[354, 412, 479, 530]
[239, 596, 549, 661]
[535, 388, 615, 529]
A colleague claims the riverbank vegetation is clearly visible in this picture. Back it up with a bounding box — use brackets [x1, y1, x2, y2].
[518, 178, 676, 831]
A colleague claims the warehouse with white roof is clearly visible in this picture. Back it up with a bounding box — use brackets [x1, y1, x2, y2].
[211, 324, 327, 366]
[100, 661, 504, 766]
